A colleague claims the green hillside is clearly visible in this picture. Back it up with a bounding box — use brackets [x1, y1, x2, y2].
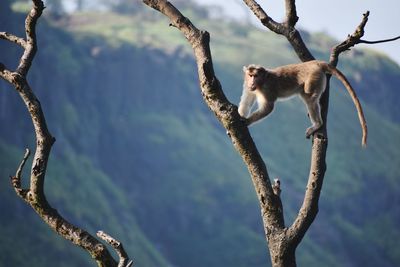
[1, 1, 399, 266]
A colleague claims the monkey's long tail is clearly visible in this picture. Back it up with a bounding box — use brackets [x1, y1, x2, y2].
[323, 63, 368, 147]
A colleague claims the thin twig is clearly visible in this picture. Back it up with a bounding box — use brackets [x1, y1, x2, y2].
[16, 0, 44, 76]
[358, 35, 400, 44]
[0, 32, 27, 48]
[242, 0, 314, 61]
[330, 11, 370, 66]
[15, 148, 31, 179]
[10, 148, 31, 199]
[97, 231, 133, 267]
[284, 0, 298, 27]
[242, 0, 283, 33]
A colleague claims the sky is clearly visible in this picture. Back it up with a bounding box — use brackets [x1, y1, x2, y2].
[194, 0, 400, 65]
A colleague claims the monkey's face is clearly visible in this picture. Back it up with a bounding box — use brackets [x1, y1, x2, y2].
[244, 65, 267, 91]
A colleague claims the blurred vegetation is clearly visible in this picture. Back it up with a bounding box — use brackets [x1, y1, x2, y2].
[1, 1, 399, 266]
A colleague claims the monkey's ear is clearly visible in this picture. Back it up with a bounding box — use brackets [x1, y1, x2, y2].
[242, 66, 248, 72]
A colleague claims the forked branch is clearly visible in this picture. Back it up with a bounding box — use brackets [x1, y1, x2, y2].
[242, 0, 326, 250]
[330, 11, 399, 66]
[241, 0, 281, 33]
[97, 231, 134, 267]
[242, 0, 314, 61]
[284, 0, 298, 27]
[246, 0, 398, 252]
[16, 0, 43, 76]
[330, 11, 370, 66]
[0, 32, 26, 48]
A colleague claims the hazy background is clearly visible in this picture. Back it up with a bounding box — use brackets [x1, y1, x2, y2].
[1, 1, 399, 266]
[60, 0, 400, 64]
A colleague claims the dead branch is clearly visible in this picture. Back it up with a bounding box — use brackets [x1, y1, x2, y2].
[330, 11, 370, 66]
[0, 1, 129, 266]
[330, 12, 399, 66]
[287, 137, 327, 245]
[10, 148, 31, 199]
[284, 0, 298, 27]
[97, 231, 134, 267]
[242, 0, 314, 61]
[358, 35, 400, 44]
[0, 32, 27, 48]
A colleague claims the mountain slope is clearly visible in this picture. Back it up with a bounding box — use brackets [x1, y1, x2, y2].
[1, 2, 399, 267]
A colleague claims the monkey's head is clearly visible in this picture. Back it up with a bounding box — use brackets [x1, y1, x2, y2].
[243, 65, 267, 91]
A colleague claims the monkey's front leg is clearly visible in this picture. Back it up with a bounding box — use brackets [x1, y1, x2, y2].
[246, 102, 274, 126]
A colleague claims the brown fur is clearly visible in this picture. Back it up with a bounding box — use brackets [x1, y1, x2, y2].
[239, 60, 367, 147]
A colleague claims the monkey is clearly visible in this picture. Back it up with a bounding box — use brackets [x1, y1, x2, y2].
[239, 60, 367, 147]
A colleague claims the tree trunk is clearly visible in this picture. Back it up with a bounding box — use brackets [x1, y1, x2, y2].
[267, 230, 297, 267]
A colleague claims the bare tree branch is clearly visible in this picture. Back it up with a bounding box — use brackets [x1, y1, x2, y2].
[242, 0, 314, 62]
[10, 148, 31, 200]
[0, 63, 14, 83]
[330, 11, 370, 66]
[143, 0, 285, 237]
[0, 32, 27, 48]
[287, 137, 327, 245]
[358, 35, 400, 44]
[16, 0, 43, 76]
[284, 0, 298, 27]
[241, 0, 282, 33]
[330, 12, 399, 65]
[1, 1, 131, 266]
[97, 231, 134, 267]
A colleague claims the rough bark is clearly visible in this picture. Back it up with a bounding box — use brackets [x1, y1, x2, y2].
[1, 1, 133, 266]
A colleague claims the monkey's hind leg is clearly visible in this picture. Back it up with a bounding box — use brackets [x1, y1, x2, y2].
[302, 94, 323, 139]
[302, 73, 325, 139]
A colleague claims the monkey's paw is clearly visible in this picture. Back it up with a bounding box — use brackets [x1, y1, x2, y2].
[239, 116, 250, 126]
[305, 127, 315, 139]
